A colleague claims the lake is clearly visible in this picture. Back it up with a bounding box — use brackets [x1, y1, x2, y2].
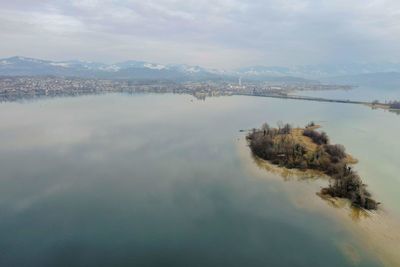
[0, 93, 399, 266]
[292, 85, 400, 102]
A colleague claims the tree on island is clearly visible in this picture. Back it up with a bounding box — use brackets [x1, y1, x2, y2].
[246, 121, 378, 210]
[389, 100, 400, 109]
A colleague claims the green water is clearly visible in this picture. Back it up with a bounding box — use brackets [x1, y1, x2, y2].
[1, 93, 398, 266]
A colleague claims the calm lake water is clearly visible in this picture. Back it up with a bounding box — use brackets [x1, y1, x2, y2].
[293, 85, 400, 102]
[0, 93, 399, 267]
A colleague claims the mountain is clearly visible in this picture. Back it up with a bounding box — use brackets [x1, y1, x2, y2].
[237, 63, 400, 80]
[235, 66, 313, 82]
[0, 56, 224, 81]
[235, 63, 400, 87]
[322, 72, 400, 88]
[0, 56, 312, 82]
[0, 57, 108, 76]
[2, 56, 399, 86]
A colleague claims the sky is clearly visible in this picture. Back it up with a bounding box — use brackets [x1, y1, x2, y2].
[0, 0, 399, 69]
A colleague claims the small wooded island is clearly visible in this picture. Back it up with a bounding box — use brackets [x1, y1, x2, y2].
[246, 122, 379, 210]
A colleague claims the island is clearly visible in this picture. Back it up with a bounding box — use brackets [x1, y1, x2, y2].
[246, 122, 379, 210]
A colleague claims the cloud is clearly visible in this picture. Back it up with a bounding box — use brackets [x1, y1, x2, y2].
[0, 0, 399, 68]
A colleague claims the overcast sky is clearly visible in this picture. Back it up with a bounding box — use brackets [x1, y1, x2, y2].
[0, 0, 399, 69]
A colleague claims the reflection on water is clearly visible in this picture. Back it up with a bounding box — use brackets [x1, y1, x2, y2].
[0, 93, 399, 266]
[388, 109, 400, 115]
[238, 128, 400, 267]
[249, 151, 326, 182]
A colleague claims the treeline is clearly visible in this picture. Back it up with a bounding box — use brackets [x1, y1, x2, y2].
[389, 100, 400, 109]
[303, 129, 329, 145]
[372, 100, 400, 109]
[246, 122, 378, 210]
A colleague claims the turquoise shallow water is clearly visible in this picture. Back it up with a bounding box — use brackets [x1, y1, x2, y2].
[0, 93, 398, 266]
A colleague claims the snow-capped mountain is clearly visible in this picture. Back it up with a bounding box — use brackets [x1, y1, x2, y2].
[233, 63, 400, 86]
[236, 63, 400, 79]
[0, 56, 221, 80]
[0, 57, 109, 76]
[1, 56, 400, 85]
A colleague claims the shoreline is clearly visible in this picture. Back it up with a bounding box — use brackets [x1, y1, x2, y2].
[237, 136, 400, 267]
[235, 92, 400, 113]
[246, 122, 379, 210]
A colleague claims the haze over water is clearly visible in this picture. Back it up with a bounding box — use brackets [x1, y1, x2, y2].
[0, 93, 399, 266]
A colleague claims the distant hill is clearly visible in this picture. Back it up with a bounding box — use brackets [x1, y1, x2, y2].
[237, 63, 400, 78]
[236, 63, 400, 87]
[0, 56, 225, 81]
[322, 72, 400, 88]
[2, 56, 399, 86]
[0, 56, 312, 83]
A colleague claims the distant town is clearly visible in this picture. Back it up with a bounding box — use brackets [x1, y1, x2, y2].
[0, 76, 399, 113]
[0, 76, 352, 101]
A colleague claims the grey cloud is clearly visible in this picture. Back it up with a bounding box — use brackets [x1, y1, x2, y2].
[0, 0, 399, 68]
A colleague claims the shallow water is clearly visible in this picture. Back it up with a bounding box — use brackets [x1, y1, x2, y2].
[0, 93, 399, 266]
